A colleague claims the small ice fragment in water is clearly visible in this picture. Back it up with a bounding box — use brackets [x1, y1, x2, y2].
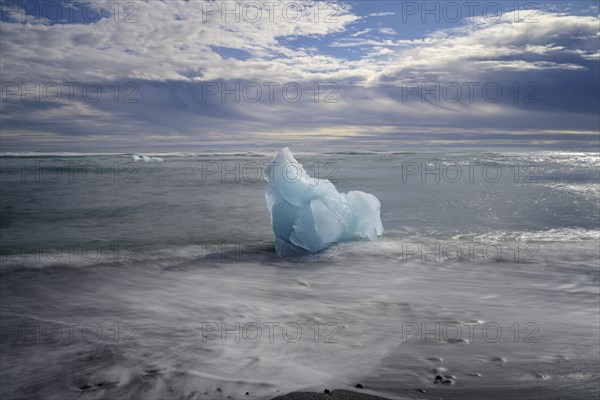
[264, 148, 383, 254]
[296, 279, 311, 288]
[132, 154, 163, 162]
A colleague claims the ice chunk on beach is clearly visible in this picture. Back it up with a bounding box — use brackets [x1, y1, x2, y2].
[264, 148, 383, 254]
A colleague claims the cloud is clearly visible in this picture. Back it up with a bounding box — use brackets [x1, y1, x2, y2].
[0, 3, 598, 150]
[366, 12, 599, 84]
[366, 12, 395, 17]
[349, 28, 372, 37]
[2, 5, 597, 83]
[0, 0, 360, 82]
[472, 60, 586, 71]
[378, 27, 397, 35]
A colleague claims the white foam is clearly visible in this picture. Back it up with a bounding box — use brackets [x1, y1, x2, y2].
[132, 154, 164, 162]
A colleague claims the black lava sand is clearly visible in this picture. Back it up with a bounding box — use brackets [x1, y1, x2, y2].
[272, 389, 395, 400]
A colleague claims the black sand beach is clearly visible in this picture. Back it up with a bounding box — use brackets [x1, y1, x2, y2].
[273, 389, 394, 400]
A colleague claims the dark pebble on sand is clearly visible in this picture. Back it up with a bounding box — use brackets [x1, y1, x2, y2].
[355, 384, 364, 389]
[324, 389, 330, 394]
[95, 381, 116, 389]
[434, 375, 455, 385]
[245, 392, 249, 395]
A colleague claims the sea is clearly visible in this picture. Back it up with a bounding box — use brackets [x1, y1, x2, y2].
[1, 149, 599, 400]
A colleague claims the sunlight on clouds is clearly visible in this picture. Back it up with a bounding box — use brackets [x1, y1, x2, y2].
[1, 4, 597, 84]
[0, 1, 598, 149]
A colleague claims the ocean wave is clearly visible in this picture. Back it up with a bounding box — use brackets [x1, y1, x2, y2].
[536, 182, 600, 200]
[2, 150, 598, 164]
[0, 151, 303, 158]
[0, 152, 125, 158]
[132, 154, 164, 162]
[474, 151, 600, 169]
[451, 228, 600, 243]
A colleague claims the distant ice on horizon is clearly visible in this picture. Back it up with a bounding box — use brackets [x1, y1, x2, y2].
[132, 154, 164, 162]
[264, 148, 383, 255]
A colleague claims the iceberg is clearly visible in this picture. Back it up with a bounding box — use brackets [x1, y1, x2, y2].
[264, 148, 383, 254]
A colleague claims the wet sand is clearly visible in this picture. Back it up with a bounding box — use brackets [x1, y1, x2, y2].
[273, 383, 598, 400]
[272, 389, 396, 400]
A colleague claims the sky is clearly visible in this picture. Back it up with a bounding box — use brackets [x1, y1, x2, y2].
[0, 0, 599, 151]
